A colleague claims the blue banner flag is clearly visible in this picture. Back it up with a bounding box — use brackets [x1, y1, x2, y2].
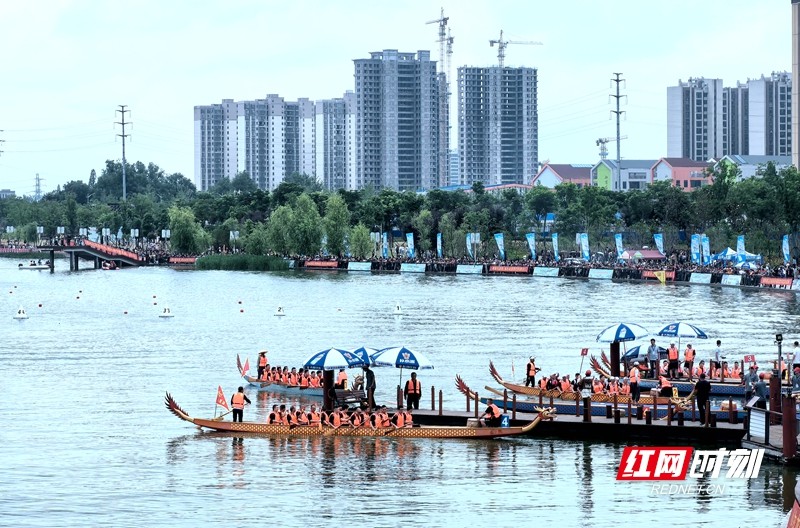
[466, 233, 474, 259]
[654, 233, 664, 255]
[382, 232, 388, 258]
[494, 233, 505, 261]
[737, 235, 746, 261]
[580, 233, 590, 261]
[701, 234, 711, 265]
[525, 233, 536, 260]
[436, 232, 442, 258]
[614, 233, 623, 259]
[406, 233, 415, 259]
[552, 233, 560, 262]
[783, 235, 791, 264]
[690, 234, 701, 264]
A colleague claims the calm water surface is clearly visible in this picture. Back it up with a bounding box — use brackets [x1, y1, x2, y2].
[1, 259, 798, 527]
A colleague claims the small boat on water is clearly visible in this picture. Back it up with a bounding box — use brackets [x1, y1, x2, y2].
[393, 304, 402, 315]
[159, 308, 174, 318]
[18, 264, 49, 270]
[13, 307, 28, 320]
[164, 392, 556, 438]
[275, 306, 285, 316]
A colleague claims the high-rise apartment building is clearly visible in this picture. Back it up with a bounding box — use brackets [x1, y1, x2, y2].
[793, 0, 799, 168]
[457, 66, 538, 186]
[315, 92, 357, 190]
[668, 74, 792, 161]
[748, 72, 792, 156]
[194, 95, 317, 191]
[667, 78, 725, 161]
[354, 50, 440, 191]
[722, 82, 748, 156]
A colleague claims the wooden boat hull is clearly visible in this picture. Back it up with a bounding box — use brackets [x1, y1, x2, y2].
[165, 393, 554, 439]
[242, 375, 324, 398]
[18, 265, 49, 270]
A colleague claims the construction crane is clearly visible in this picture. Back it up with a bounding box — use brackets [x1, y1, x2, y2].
[427, 8, 451, 187]
[489, 30, 542, 68]
[596, 136, 627, 160]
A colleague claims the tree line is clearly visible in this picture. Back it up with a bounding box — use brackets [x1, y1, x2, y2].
[1, 159, 799, 262]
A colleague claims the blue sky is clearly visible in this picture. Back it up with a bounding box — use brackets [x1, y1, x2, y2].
[0, 0, 791, 195]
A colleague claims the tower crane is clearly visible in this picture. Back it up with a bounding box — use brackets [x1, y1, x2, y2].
[426, 8, 449, 76]
[427, 8, 451, 186]
[596, 136, 627, 160]
[489, 30, 542, 68]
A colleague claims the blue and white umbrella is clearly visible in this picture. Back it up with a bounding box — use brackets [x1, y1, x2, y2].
[303, 347, 373, 371]
[370, 346, 434, 385]
[371, 346, 434, 370]
[596, 323, 650, 343]
[656, 322, 708, 349]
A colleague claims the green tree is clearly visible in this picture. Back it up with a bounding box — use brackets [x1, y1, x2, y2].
[322, 193, 351, 257]
[349, 223, 373, 259]
[412, 209, 434, 253]
[168, 206, 207, 254]
[231, 171, 258, 194]
[439, 212, 457, 257]
[266, 205, 294, 255]
[290, 194, 322, 256]
[244, 223, 270, 256]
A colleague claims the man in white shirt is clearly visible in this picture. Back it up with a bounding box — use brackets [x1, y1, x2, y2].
[712, 340, 725, 376]
[788, 341, 800, 371]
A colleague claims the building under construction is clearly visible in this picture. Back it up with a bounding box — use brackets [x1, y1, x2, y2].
[457, 66, 538, 186]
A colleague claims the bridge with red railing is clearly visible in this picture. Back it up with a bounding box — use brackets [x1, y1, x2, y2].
[39, 240, 143, 271]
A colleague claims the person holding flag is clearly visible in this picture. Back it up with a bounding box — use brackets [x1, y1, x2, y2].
[230, 386, 251, 422]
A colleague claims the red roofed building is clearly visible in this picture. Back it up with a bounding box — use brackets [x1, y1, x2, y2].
[531, 163, 593, 188]
[651, 157, 712, 191]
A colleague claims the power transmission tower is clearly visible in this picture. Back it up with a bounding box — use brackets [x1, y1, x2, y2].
[609, 73, 626, 191]
[34, 173, 43, 201]
[426, 8, 450, 187]
[115, 105, 131, 200]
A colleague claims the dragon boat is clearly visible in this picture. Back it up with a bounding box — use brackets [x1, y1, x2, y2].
[237, 354, 324, 397]
[164, 393, 556, 439]
[589, 352, 746, 397]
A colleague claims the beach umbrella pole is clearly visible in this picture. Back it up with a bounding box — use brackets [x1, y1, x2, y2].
[610, 341, 621, 377]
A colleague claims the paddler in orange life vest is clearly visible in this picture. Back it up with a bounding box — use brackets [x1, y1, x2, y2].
[257, 350, 268, 380]
[230, 386, 251, 422]
[667, 343, 680, 379]
[404, 372, 421, 410]
[525, 357, 540, 387]
[479, 398, 503, 427]
[658, 376, 673, 397]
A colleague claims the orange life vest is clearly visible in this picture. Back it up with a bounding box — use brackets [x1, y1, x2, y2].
[489, 403, 501, 419]
[309, 377, 320, 388]
[620, 384, 630, 395]
[393, 413, 405, 428]
[404, 411, 413, 425]
[684, 348, 695, 361]
[267, 412, 278, 424]
[300, 376, 309, 388]
[592, 380, 603, 394]
[405, 379, 421, 395]
[668, 347, 679, 361]
[630, 368, 640, 383]
[659, 376, 671, 388]
[336, 371, 348, 384]
[560, 380, 572, 392]
[296, 411, 308, 425]
[527, 362, 536, 376]
[608, 381, 619, 395]
[258, 356, 267, 367]
[289, 373, 298, 385]
[539, 378, 548, 389]
[380, 412, 391, 427]
[232, 392, 245, 410]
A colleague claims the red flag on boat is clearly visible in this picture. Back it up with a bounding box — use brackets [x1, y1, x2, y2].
[242, 358, 250, 376]
[581, 348, 589, 356]
[744, 354, 756, 363]
[216, 385, 229, 410]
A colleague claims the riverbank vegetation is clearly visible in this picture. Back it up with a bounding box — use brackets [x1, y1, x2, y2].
[1, 159, 799, 262]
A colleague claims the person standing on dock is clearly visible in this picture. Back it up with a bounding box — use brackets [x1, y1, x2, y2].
[525, 357, 539, 387]
[646, 339, 660, 379]
[742, 366, 758, 402]
[754, 374, 769, 409]
[694, 374, 712, 425]
[711, 340, 724, 377]
[230, 386, 251, 422]
[629, 362, 642, 402]
[363, 365, 376, 410]
[683, 344, 696, 381]
[404, 372, 421, 410]
[791, 368, 800, 393]
[788, 342, 800, 374]
[667, 343, 680, 379]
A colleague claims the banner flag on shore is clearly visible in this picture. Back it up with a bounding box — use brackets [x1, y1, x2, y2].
[406, 233, 415, 258]
[614, 233, 624, 259]
[690, 234, 701, 264]
[525, 233, 536, 260]
[382, 232, 388, 258]
[494, 233, 506, 260]
[216, 386, 229, 411]
[654, 270, 666, 285]
[466, 233, 474, 259]
[580, 233, 590, 261]
[654, 233, 664, 255]
[783, 235, 791, 264]
[701, 234, 711, 265]
[552, 233, 560, 261]
[436, 233, 442, 259]
[737, 235, 746, 261]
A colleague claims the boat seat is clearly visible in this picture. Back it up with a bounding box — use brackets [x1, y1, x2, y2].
[334, 389, 367, 406]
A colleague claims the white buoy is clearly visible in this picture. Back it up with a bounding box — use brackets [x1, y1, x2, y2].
[393, 304, 402, 315]
[159, 306, 174, 318]
[13, 306, 28, 320]
[274, 306, 285, 317]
